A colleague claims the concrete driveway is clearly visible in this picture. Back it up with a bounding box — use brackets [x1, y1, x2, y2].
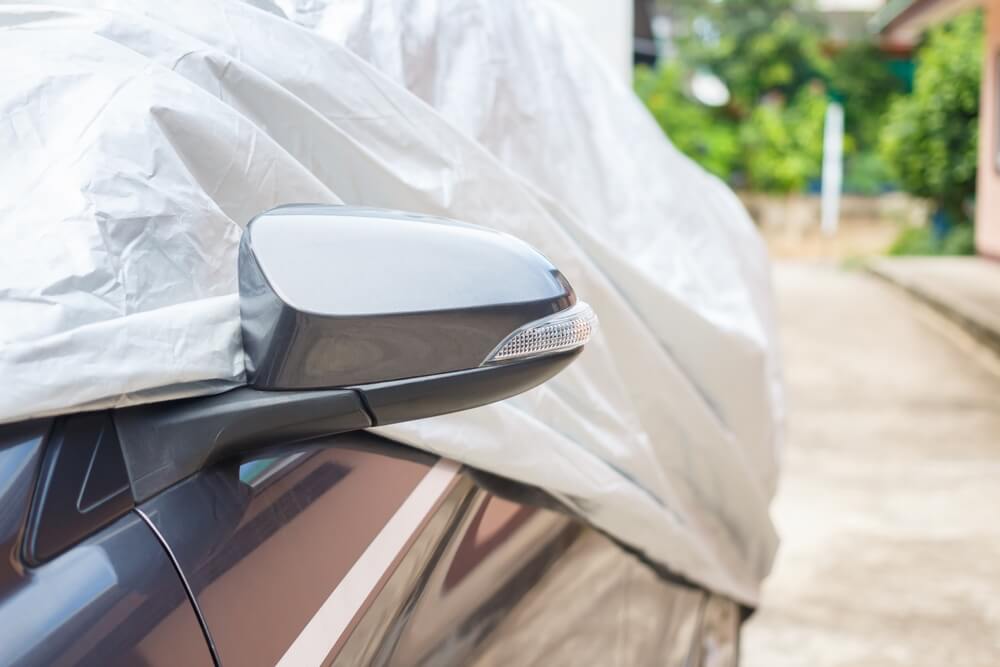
[743, 262, 1000, 667]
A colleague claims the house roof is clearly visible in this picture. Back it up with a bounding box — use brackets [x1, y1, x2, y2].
[872, 0, 982, 45]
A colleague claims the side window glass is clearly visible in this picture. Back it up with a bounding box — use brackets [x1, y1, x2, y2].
[238, 452, 307, 488]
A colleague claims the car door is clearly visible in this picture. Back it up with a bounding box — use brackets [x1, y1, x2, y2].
[0, 411, 729, 667]
[0, 415, 214, 667]
[331, 470, 724, 667]
[134, 426, 584, 666]
[134, 425, 722, 667]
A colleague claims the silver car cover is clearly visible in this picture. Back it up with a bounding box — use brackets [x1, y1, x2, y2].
[0, 0, 782, 605]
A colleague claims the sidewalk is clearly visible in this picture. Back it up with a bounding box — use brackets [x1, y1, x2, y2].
[744, 263, 1000, 667]
[867, 257, 1000, 356]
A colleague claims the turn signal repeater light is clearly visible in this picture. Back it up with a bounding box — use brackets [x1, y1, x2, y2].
[483, 302, 598, 364]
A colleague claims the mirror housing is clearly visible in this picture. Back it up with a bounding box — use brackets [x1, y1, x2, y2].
[115, 205, 595, 502]
[239, 204, 593, 390]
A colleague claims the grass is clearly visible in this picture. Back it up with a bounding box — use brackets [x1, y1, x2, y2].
[888, 224, 975, 256]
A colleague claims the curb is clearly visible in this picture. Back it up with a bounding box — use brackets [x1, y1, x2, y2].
[866, 262, 1000, 358]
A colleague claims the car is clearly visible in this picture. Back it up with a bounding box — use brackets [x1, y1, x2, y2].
[0, 206, 742, 666]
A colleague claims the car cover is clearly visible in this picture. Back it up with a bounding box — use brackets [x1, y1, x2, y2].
[0, 0, 782, 604]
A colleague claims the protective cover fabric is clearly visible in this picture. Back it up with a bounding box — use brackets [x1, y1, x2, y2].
[0, 0, 782, 603]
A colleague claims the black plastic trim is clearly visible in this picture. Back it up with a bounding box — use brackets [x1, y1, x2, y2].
[355, 348, 581, 426]
[23, 412, 133, 565]
[115, 388, 372, 502]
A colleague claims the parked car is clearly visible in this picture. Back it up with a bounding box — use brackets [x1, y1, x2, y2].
[0, 206, 741, 666]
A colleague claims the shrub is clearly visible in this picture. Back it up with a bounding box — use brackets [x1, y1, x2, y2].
[670, 0, 830, 115]
[634, 64, 740, 179]
[843, 151, 894, 195]
[739, 84, 827, 193]
[828, 42, 907, 149]
[879, 11, 983, 222]
[889, 223, 976, 256]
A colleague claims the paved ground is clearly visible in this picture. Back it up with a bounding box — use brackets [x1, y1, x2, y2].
[742, 262, 1000, 667]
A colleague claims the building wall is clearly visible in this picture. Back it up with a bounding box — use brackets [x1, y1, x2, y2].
[976, 0, 1000, 256]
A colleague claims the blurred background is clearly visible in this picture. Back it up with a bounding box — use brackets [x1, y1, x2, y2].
[560, 0, 994, 262]
[560, 1, 1000, 665]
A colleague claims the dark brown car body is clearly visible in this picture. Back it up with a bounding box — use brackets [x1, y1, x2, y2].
[0, 417, 740, 666]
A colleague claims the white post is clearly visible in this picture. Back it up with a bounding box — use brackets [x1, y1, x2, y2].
[821, 101, 844, 236]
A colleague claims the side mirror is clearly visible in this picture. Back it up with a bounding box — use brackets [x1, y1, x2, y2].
[115, 205, 595, 501]
[239, 205, 595, 423]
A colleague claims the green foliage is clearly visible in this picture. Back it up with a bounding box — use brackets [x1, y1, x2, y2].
[739, 85, 827, 192]
[889, 225, 938, 255]
[828, 42, 908, 148]
[636, 0, 908, 194]
[634, 64, 739, 178]
[669, 0, 829, 116]
[879, 11, 982, 221]
[889, 223, 976, 256]
[941, 224, 977, 255]
[843, 151, 893, 195]
[634, 60, 832, 194]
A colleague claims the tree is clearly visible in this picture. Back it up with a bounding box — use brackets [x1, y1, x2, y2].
[641, 0, 833, 192]
[828, 42, 908, 196]
[634, 63, 740, 179]
[828, 41, 907, 149]
[666, 0, 829, 118]
[639, 0, 905, 194]
[740, 84, 827, 192]
[879, 11, 983, 223]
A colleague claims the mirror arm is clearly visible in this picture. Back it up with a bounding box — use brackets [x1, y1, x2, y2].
[113, 349, 580, 503]
[114, 388, 371, 502]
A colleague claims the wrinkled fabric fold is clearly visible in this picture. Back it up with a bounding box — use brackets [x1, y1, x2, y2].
[0, 0, 781, 604]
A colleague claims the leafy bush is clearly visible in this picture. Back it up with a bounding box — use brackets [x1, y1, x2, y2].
[879, 11, 982, 222]
[828, 42, 908, 149]
[670, 0, 829, 115]
[941, 224, 977, 255]
[739, 85, 827, 192]
[843, 151, 894, 195]
[634, 64, 740, 179]
[889, 223, 976, 256]
[635, 62, 831, 192]
[635, 0, 906, 194]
